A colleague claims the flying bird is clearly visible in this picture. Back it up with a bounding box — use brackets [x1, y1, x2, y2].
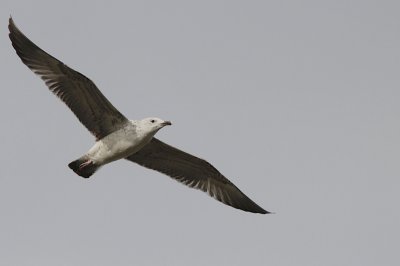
[8, 17, 268, 214]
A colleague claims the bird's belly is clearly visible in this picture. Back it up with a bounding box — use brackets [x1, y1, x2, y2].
[88, 129, 150, 165]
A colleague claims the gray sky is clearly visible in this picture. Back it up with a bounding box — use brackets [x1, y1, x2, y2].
[1, 0, 399, 265]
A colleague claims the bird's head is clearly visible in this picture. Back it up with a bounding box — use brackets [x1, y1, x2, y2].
[138, 117, 172, 134]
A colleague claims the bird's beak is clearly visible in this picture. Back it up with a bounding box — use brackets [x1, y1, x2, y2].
[162, 121, 172, 126]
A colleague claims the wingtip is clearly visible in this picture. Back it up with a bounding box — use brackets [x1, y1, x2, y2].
[228, 196, 271, 214]
[8, 15, 14, 27]
[259, 205, 274, 214]
[262, 210, 274, 214]
[8, 16, 22, 55]
[8, 15, 17, 35]
[231, 204, 271, 214]
[253, 206, 272, 214]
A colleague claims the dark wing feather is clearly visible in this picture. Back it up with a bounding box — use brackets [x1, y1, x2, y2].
[8, 17, 128, 139]
[127, 138, 268, 214]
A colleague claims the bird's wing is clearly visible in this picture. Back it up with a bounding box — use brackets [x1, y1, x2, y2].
[8, 17, 128, 140]
[126, 138, 268, 214]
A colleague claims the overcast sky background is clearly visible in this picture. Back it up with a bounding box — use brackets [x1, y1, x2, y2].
[1, 1, 399, 265]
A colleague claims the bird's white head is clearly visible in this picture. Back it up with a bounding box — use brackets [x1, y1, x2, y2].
[136, 117, 172, 135]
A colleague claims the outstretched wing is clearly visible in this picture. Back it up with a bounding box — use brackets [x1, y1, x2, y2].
[127, 138, 268, 214]
[8, 17, 128, 140]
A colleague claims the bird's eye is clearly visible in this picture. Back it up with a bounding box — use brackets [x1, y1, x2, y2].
[150, 119, 155, 123]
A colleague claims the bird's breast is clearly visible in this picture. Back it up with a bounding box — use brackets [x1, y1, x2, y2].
[88, 127, 150, 165]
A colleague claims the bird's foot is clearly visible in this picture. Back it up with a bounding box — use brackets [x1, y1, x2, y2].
[79, 159, 93, 170]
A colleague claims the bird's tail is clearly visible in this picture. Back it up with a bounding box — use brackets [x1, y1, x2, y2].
[68, 155, 99, 178]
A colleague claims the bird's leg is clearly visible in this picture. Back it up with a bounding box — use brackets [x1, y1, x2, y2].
[79, 159, 93, 170]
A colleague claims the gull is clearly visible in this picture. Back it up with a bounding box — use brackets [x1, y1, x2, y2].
[8, 17, 269, 214]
